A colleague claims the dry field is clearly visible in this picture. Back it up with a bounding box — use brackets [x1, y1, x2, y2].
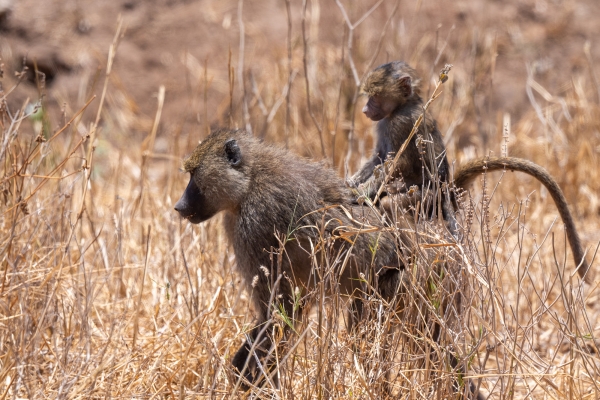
[1, 0, 599, 398]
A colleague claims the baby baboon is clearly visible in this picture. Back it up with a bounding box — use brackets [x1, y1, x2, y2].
[357, 61, 590, 280]
[175, 128, 407, 388]
[350, 61, 451, 221]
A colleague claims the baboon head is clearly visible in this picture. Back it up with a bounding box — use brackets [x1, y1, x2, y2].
[174, 128, 251, 223]
[361, 61, 422, 121]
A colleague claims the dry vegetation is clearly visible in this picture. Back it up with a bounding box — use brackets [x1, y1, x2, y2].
[1, 0, 600, 398]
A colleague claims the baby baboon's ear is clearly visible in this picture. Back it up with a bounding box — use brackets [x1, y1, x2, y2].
[396, 75, 412, 97]
[224, 139, 242, 166]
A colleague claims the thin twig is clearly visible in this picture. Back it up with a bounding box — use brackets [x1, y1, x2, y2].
[133, 225, 151, 349]
[238, 0, 251, 134]
[284, 0, 293, 148]
[301, 0, 325, 157]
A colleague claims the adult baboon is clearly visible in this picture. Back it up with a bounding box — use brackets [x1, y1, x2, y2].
[176, 127, 485, 398]
[356, 60, 590, 280]
[175, 128, 410, 388]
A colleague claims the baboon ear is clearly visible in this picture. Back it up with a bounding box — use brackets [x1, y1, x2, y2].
[224, 139, 242, 166]
[397, 76, 412, 97]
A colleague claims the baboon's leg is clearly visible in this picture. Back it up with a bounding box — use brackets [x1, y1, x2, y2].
[446, 355, 485, 400]
[231, 294, 273, 391]
[232, 278, 301, 390]
[231, 324, 262, 390]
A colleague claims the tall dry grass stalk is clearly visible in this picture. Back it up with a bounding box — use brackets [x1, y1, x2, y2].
[0, 1, 599, 398]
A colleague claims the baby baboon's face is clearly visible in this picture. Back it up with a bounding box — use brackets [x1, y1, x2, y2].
[361, 61, 418, 122]
[362, 95, 397, 121]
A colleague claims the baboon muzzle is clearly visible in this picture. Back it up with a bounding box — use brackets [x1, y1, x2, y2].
[174, 177, 210, 224]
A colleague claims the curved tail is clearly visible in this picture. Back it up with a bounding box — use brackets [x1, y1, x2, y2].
[453, 156, 590, 281]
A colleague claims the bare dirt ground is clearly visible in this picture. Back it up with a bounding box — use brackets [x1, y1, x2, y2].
[4, 0, 600, 142]
[1, 0, 600, 398]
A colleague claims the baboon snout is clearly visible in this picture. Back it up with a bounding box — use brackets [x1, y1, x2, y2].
[174, 177, 201, 219]
[174, 198, 188, 215]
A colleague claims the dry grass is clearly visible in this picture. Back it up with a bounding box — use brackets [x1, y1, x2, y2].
[1, 1, 599, 398]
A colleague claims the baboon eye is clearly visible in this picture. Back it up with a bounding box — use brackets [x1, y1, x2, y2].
[224, 139, 242, 167]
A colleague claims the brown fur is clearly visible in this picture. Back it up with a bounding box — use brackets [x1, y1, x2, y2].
[361, 61, 422, 99]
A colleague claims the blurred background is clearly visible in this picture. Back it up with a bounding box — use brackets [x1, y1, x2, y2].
[1, 0, 599, 397]
[4, 0, 600, 156]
